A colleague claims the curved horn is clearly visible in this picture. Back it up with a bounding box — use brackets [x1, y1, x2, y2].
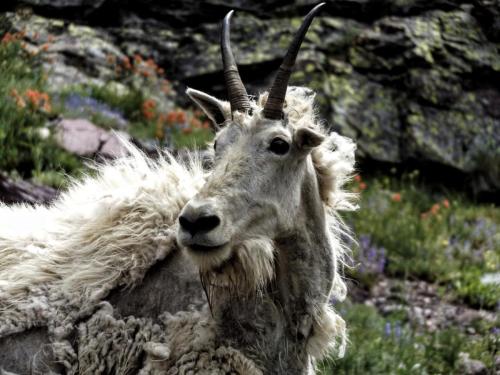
[222, 10, 251, 113]
[263, 3, 325, 120]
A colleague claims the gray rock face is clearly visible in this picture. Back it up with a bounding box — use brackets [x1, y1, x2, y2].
[2, 0, 499, 193]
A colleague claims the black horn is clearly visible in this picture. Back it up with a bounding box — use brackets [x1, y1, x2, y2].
[263, 3, 325, 120]
[222, 10, 251, 114]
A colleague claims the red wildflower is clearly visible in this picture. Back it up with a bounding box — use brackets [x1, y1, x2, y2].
[391, 193, 402, 202]
[442, 199, 450, 209]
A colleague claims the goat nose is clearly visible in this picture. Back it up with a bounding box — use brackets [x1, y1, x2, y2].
[179, 214, 221, 236]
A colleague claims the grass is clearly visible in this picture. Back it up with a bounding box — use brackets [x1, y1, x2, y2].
[318, 304, 499, 374]
[348, 172, 500, 309]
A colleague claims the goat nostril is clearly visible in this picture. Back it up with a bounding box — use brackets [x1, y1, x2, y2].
[179, 215, 193, 232]
[179, 214, 220, 236]
[196, 215, 221, 232]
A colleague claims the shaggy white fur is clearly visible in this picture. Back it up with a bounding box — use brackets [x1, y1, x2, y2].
[0, 87, 357, 373]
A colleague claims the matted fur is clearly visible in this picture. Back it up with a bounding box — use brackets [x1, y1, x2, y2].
[0, 87, 357, 371]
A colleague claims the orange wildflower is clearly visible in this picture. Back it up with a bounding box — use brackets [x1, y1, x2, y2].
[354, 175, 362, 182]
[166, 111, 177, 124]
[182, 127, 193, 134]
[142, 99, 157, 120]
[190, 118, 202, 128]
[391, 193, 402, 202]
[202, 121, 211, 129]
[430, 203, 440, 215]
[176, 111, 187, 124]
[10, 89, 26, 108]
[359, 182, 367, 190]
[442, 199, 450, 209]
[23, 89, 51, 112]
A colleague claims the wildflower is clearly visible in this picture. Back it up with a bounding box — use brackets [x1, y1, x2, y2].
[10, 89, 26, 108]
[142, 99, 157, 120]
[122, 56, 132, 70]
[40, 43, 49, 52]
[176, 111, 187, 124]
[391, 192, 401, 202]
[442, 199, 450, 208]
[190, 118, 202, 128]
[141, 69, 151, 78]
[430, 203, 440, 215]
[1, 32, 13, 44]
[202, 121, 211, 129]
[384, 322, 391, 337]
[359, 182, 367, 190]
[394, 322, 402, 339]
[166, 111, 178, 125]
[182, 126, 193, 134]
[354, 174, 362, 182]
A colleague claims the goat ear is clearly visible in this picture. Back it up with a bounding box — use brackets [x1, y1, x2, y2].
[294, 127, 325, 151]
[186, 88, 230, 128]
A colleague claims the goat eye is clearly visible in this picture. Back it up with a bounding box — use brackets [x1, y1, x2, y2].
[269, 137, 290, 155]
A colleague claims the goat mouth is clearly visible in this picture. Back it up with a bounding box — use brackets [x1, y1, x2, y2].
[188, 243, 228, 253]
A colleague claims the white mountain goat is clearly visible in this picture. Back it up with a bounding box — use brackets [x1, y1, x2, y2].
[0, 3, 357, 374]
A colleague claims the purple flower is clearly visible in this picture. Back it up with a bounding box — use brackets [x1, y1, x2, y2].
[359, 234, 371, 251]
[384, 322, 391, 337]
[394, 321, 402, 339]
[491, 327, 500, 335]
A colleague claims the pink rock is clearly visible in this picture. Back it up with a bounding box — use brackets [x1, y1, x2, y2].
[55, 119, 129, 158]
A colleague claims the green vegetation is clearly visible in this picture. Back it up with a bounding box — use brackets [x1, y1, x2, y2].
[0, 32, 82, 187]
[0, 32, 212, 187]
[318, 173, 499, 374]
[348, 172, 499, 309]
[319, 304, 499, 374]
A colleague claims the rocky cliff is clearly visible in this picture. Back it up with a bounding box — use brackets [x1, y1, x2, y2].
[2, 0, 499, 195]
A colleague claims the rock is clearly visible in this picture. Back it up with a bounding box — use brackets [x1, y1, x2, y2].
[1, 0, 499, 194]
[0, 175, 58, 204]
[55, 118, 129, 158]
[480, 272, 500, 285]
[458, 352, 488, 375]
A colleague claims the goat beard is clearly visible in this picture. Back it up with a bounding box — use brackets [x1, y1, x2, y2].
[199, 237, 275, 313]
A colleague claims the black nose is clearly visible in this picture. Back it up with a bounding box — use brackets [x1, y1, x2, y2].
[179, 214, 221, 236]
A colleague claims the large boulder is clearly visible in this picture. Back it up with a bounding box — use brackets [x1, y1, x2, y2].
[1, 1, 499, 193]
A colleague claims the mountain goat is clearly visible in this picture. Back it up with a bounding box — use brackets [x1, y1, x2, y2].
[0, 3, 357, 374]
